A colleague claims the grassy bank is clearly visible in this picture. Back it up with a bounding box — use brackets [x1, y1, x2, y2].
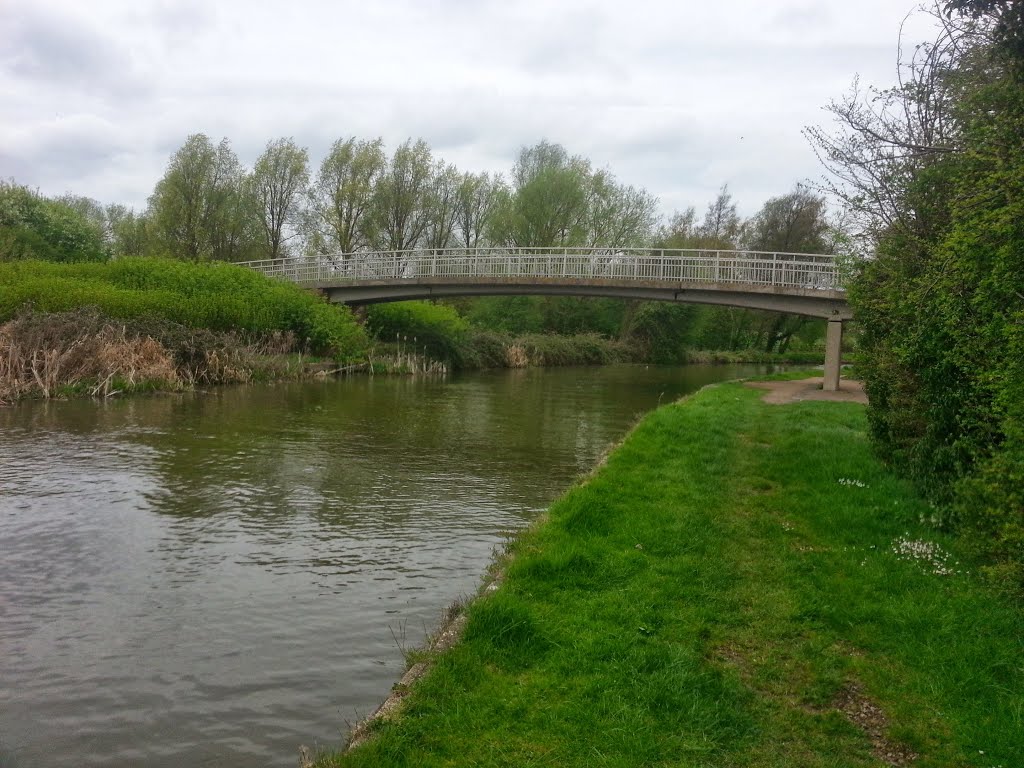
[322, 382, 1022, 767]
[0, 259, 366, 354]
[0, 259, 368, 402]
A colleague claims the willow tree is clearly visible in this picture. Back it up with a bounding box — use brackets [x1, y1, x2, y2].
[455, 172, 503, 249]
[423, 161, 461, 251]
[148, 134, 256, 261]
[250, 137, 309, 261]
[306, 136, 385, 256]
[489, 141, 592, 248]
[370, 139, 434, 252]
[744, 187, 832, 352]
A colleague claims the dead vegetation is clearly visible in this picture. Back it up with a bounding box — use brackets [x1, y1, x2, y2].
[504, 343, 530, 368]
[0, 307, 306, 404]
[0, 308, 178, 402]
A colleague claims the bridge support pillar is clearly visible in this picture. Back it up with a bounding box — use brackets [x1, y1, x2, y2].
[823, 319, 844, 392]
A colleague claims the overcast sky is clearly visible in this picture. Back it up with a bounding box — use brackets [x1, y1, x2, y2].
[1, 0, 940, 218]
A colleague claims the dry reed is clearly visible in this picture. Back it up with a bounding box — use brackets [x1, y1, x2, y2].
[0, 309, 180, 402]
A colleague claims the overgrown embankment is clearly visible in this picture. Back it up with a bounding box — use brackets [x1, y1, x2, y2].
[365, 300, 826, 372]
[0, 259, 366, 402]
[322, 383, 1023, 767]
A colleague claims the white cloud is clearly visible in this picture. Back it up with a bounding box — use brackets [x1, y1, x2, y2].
[0, 0, 942, 217]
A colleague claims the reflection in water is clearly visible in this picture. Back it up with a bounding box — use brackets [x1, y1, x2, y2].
[0, 364, 770, 767]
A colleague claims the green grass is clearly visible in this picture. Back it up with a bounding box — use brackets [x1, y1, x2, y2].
[322, 383, 1023, 767]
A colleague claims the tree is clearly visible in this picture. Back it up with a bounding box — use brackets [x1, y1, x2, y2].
[697, 185, 741, 247]
[370, 139, 434, 251]
[455, 172, 502, 249]
[306, 136, 385, 256]
[744, 186, 829, 253]
[657, 206, 699, 248]
[802, 8, 986, 248]
[56, 194, 110, 245]
[148, 134, 256, 261]
[945, 0, 1024, 66]
[742, 186, 832, 351]
[105, 204, 150, 257]
[249, 137, 309, 261]
[584, 169, 658, 247]
[619, 301, 696, 363]
[423, 161, 461, 251]
[810, 2, 1024, 587]
[490, 141, 591, 248]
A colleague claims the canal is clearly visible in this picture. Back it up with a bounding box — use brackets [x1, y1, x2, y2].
[0, 364, 771, 767]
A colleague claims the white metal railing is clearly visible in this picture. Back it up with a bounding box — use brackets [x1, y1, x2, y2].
[237, 247, 845, 292]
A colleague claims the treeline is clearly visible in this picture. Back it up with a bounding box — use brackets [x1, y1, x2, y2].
[2, 134, 848, 360]
[1, 138, 659, 264]
[808, 1, 1024, 589]
[1, 136, 840, 263]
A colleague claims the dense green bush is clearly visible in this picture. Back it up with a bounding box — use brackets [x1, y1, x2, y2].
[462, 295, 546, 334]
[0, 183, 108, 263]
[621, 302, 695, 364]
[459, 330, 635, 369]
[463, 295, 627, 338]
[461, 329, 511, 368]
[0, 259, 366, 358]
[365, 301, 469, 364]
[844, 13, 1024, 591]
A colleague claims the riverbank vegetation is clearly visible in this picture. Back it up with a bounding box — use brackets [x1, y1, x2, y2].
[0, 259, 366, 402]
[320, 382, 1022, 767]
[2, 119, 848, 388]
[807, 2, 1024, 590]
[362, 299, 824, 371]
[0, 307, 312, 401]
[0, 259, 821, 403]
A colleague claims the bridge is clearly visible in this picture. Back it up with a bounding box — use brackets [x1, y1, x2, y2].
[239, 247, 852, 390]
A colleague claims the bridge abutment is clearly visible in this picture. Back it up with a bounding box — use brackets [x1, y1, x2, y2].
[823, 319, 844, 392]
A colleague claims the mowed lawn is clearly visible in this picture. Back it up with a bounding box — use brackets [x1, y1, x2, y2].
[322, 381, 1023, 768]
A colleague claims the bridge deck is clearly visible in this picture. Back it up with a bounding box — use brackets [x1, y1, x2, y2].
[239, 247, 851, 320]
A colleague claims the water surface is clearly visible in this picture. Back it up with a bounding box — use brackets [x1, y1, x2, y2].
[0, 365, 769, 767]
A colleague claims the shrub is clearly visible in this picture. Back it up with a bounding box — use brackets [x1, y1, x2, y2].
[0, 183, 108, 263]
[365, 301, 469, 364]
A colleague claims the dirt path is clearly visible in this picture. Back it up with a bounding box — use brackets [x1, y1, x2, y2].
[745, 377, 867, 405]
